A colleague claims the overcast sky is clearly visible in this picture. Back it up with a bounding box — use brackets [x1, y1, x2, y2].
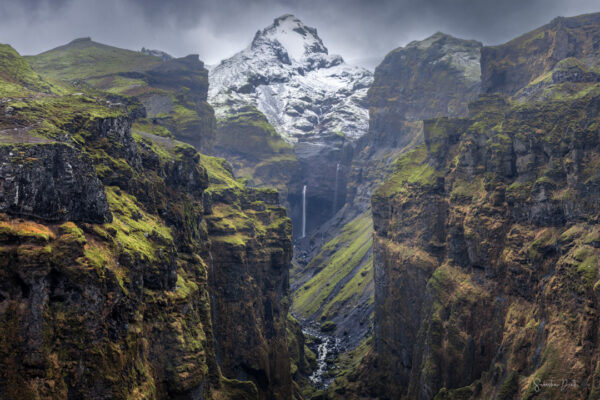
[1, 0, 599, 68]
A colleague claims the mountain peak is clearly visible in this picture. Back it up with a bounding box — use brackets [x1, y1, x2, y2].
[251, 14, 328, 60]
[273, 14, 300, 24]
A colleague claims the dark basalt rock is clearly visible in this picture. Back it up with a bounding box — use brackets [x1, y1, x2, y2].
[0, 143, 111, 223]
[368, 32, 481, 141]
[481, 13, 600, 96]
[366, 70, 600, 400]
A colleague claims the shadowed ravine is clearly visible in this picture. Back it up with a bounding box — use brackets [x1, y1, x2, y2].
[1, 9, 600, 400]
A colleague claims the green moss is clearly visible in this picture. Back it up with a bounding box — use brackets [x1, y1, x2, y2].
[200, 155, 244, 190]
[527, 228, 559, 261]
[212, 234, 247, 247]
[0, 44, 52, 97]
[292, 213, 372, 319]
[506, 180, 533, 200]
[560, 225, 585, 243]
[0, 219, 56, 243]
[103, 186, 173, 263]
[86, 75, 147, 95]
[217, 377, 259, 400]
[321, 255, 373, 319]
[132, 121, 173, 138]
[326, 336, 373, 399]
[84, 246, 109, 269]
[376, 146, 438, 197]
[578, 255, 598, 286]
[450, 177, 484, 202]
[28, 38, 161, 81]
[434, 386, 474, 400]
[5, 93, 123, 142]
[583, 230, 600, 245]
[58, 222, 86, 242]
[523, 346, 560, 400]
[320, 321, 337, 332]
[216, 107, 293, 159]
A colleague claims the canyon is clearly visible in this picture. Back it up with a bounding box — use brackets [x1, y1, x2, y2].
[0, 10, 600, 400]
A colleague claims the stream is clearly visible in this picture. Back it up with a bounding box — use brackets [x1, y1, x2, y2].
[302, 326, 342, 389]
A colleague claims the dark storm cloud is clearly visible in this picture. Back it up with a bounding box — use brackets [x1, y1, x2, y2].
[0, 0, 599, 67]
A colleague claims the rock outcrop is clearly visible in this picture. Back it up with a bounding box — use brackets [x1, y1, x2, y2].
[213, 106, 298, 207]
[0, 143, 111, 223]
[481, 13, 600, 96]
[368, 32, 481, 148]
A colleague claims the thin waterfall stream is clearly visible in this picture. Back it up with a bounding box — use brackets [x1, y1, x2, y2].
[302, 185, 307, 238]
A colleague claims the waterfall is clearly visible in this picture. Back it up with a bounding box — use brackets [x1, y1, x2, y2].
[302, 185, 307, 238]
[332, 163, 340, 217]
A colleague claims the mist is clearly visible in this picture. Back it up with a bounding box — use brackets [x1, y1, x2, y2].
[1, 0, 599, 67]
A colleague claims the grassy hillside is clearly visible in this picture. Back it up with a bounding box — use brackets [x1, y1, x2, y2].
[27, 38, 216, 152]
[27, 37, 161, 81]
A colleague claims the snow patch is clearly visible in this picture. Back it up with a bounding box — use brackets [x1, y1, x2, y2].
[208, 14, 373, 144]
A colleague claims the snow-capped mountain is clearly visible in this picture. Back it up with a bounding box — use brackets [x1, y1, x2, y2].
[209, 14, 373, 143]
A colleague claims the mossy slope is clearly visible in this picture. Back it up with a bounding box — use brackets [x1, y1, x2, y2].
[28, 37, 216, 152]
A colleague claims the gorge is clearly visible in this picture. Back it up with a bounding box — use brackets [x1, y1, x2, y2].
[1, 7, 600, 400]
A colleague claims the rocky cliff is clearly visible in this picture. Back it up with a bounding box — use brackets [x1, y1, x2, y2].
[481, 13, 600, 97]
[364, 12, 600, 400]
[0, 44, 293, 400]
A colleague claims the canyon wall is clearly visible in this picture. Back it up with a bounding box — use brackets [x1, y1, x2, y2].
[368, 12, 600, 400]
[0, 43, 294, 400]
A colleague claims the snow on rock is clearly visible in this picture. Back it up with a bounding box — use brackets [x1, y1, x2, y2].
[208, 14, 373, 143]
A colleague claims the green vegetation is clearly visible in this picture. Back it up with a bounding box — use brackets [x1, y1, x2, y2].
[527, 228, 559, 261]
[523, 346, 560, 400]
[0, 44, 51, 96]
[102, 186, 173, 264]
[217, 107, 293, 157]
[293, 213, 373, 319]
[86, 75, 148, 95]
[26, 37, 214, 152]
[375, 145, 438, 197]
[498, 372, 519, 400]
[326, 336, 373, 398]
[27, 38, 161, 81]
[450, 177, 484, 202]
[0, 217, 56, 243]
[320, 321, 337, 332]
[287, 314, 317, 379]
[201, 155, 245, 190]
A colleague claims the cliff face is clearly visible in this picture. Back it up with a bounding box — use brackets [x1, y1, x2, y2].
[481, 13, 600, 97]
[296, 32, 482, 366]
[0, 143, 111, 223]
[368, 13, 600, 400]
[343, 32, 482, 216]
[368, 32, 481, 148]
[0, 45, 293, 400]
[205, 179, 293, 400]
